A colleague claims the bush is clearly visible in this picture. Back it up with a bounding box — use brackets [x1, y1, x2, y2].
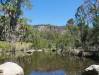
[0, 41, 11, 50]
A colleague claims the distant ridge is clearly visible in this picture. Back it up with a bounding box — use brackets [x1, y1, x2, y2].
[33, 24, 66, 34]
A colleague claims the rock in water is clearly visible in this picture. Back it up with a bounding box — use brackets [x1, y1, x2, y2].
[0, 62, 24, 75]
[82, 65, 99, 75]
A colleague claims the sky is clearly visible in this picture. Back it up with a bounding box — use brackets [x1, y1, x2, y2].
[23, 0, 83, 26]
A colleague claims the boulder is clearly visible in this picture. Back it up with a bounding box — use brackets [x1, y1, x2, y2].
[0, 62, 24, 75]
[82, 65, 99, 75]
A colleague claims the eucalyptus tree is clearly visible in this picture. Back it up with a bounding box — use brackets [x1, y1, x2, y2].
[75, 0, 99, 50]
[84, 0, 99, 50]
[66, 18, 75, 34]
[75, 1, 92, 50]
[90, 0, 99, 50]
[0, 0, 32, 41]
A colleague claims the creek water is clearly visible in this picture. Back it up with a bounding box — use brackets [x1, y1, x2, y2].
[0, 52, 98, 75]
[30, 70, 65, 75]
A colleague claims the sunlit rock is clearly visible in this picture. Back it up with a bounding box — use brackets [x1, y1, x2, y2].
[0, 62, 24, 75]
[85, 65, 99, 71]
[82, 65, 99, 75]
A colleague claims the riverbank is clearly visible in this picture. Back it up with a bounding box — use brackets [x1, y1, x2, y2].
[0, 41, 99, 61]
[0, 41, 32, 50]
[0, 41, 32, 58]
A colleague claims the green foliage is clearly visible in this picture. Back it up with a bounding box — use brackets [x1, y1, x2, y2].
[0, 0, 98, 52]
[0, 0, 32, 41]
[91, 16, 99, 47]
[0, 41, 11, 49]
[0, 16, 10, 41]
[75, 0, 99, 50]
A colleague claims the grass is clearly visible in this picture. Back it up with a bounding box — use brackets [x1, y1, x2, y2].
[12, 42, 32, 50]
[0, 41, 11, 50]
[0, 41, 32, 51]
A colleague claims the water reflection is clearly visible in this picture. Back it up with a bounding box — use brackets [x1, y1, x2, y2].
[0, 52, 97, 75]
[30, 70, 65, 75]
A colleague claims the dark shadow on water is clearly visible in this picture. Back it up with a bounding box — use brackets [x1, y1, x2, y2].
[82, 70, 98, 75]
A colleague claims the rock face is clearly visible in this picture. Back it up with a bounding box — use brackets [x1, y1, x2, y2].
[82, 65, 99, 75]
[0, 62, 24, 75]
[33, 25, 66, 34]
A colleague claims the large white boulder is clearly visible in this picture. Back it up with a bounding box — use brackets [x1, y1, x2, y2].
[0, 62, 24, 75]
[85, 65, 99, 72]
[82, 65, 99, 75]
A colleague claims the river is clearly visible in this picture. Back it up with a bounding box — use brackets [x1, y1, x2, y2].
[0, 52, 98, 75]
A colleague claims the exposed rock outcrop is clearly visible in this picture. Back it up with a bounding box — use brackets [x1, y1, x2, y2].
[82, 65, 99, 75]
[0, 62, 24, 75]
